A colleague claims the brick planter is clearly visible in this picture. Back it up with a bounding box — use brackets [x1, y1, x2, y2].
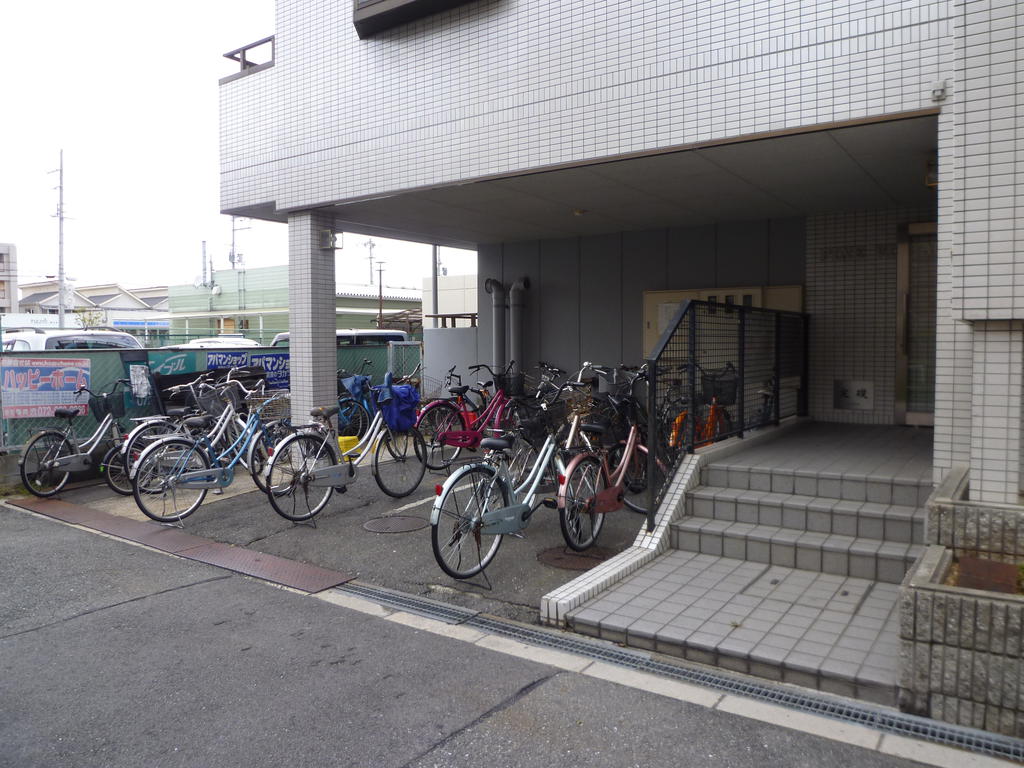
[899, 545, 1024, 736]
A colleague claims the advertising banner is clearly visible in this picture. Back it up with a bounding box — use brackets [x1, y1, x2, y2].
[1, 357, 90, 419]
[249, 351, 290, 389]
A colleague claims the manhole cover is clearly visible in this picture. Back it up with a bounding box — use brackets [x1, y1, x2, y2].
[363, 516, 429, 534]
[537, 546, 618, 571]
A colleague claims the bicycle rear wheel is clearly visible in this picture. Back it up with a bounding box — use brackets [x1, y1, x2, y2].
[337, 398, 371, 439]
[559, 455, 606, 551]
[265, 433, 336, 522]
[431, 465, 507, 579]
[417, 401, 462, 469]
[132, 437, 210, 523]
[101, 444, 132, 496]
[19, 431, 73, 497]
[373, 427, 427, 498]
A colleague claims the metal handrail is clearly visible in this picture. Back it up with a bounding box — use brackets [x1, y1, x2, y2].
[223, 35, 275, 71]
[645, 300, 809, 529]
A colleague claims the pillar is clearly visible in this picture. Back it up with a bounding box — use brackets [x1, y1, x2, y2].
[288, 211, 337, 423]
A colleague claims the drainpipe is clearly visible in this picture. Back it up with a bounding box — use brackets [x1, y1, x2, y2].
[508, 277, 530, 374]
[484, 278, 506, 372]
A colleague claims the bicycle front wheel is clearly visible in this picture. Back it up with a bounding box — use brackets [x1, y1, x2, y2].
[101, 444, 132, 496]
[132, 437, 210, 523]
[560, 455, 606, 551]
[337, 398, 371, 439]
[416, 401, 463, 469]
[20, 430, 74, 497]
[122, 419, 177, 475]
[373, 427, 427, 498]
[265, 433, 336, 522]
[431, 465, 507, 579]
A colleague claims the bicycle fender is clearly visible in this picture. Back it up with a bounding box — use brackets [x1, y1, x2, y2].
[430, 463, 484, 525]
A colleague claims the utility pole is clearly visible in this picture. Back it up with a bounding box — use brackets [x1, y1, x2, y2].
[376, 262, 386, 327]
[51, 150, 67, 329]
[363, 238, 376, 284]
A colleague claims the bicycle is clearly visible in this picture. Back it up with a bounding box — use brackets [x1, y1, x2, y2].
[337, 358, 375, 439]
[665, 362, 736, 450]
[429, 392, 571, 580]
[557, 378, 657, 551]
[19, 379, 131, 498]
[130, 387, 288, 523]
[263, 372, 427, 521]
[416, 362, 517, 470]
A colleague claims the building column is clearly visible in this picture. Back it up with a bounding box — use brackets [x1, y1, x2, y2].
[970, 321, 1024, 504]
[288, 211, 336, 423]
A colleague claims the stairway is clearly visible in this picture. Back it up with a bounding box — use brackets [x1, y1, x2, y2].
[567, 424, 933, 704]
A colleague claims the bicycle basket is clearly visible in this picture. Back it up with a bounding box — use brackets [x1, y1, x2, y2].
[248, 391, 290, 421]
[197, 389, 230, 416]
[89, 392, 125, 420]
[493, 372, 525, 397]
[700, 367, 738, 406]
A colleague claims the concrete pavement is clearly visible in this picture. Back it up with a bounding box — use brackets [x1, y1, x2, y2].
[0, 505, 1009, 768]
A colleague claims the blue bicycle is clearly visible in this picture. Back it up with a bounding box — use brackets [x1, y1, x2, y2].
[130, 388, 289, 523]
[337, 359, 375, 438]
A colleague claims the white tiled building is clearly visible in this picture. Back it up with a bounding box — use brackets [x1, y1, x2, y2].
[219, 0, 1024, 723]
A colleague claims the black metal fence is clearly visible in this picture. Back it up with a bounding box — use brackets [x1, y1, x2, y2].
[645, 301, 809, 529]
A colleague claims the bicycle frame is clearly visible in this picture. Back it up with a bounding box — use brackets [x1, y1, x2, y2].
[46, 411, 121, 473]
[303, 408, 389, 488]
[556, 424, 639, 516]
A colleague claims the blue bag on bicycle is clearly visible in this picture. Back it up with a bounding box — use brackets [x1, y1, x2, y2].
[377, 372, 419, 432]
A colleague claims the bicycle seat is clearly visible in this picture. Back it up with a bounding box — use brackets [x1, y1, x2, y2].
[579, 422, 607, 436]
[448, 385, 470, 396]
[480, 436, 515, 451]
[311, 404, 340, 418]
[184, 415, 215, 430]
[166, 406, 193, 418]
[54, 408, 78, 420]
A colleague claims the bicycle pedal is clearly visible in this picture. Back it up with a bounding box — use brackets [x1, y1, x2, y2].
[541, 498, 558, 509]
[508, 531, 526, 539]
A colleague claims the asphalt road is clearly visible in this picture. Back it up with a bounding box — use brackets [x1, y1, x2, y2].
[0, 509, 941, 768]
[63, 461, 643, 625]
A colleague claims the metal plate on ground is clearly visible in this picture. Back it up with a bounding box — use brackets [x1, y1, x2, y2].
[537, 546, 618, 571]
[363, 515, 429, 533]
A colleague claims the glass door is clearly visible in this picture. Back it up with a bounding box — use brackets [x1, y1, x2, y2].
[896, 223, 936, 426]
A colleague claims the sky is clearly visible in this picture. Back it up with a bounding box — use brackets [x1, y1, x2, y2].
[0, 2, 475, 295]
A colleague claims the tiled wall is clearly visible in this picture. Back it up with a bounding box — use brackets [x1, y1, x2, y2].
[950, 0, 1024, 321]
[806, 208, 936, 425]
[220, 0, 952, 213]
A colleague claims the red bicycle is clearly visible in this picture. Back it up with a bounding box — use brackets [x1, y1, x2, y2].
[416, 362, 517, 469]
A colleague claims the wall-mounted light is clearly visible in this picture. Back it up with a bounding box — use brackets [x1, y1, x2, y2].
[572, 208, 588, 217]
[319, 229, 344, 250]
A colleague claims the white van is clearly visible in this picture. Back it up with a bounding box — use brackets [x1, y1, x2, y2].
[270, 329, 410, 348]
[2, 328, 143, 352]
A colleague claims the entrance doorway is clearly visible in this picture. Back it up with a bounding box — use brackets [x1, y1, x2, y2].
[895, 223, 936, 426]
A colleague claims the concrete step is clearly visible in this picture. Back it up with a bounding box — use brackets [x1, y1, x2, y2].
[700, 462, 932, 507]
[567, 551, 901, 705]
[686, 487, 925, 544]
[671, 517, 922, 583]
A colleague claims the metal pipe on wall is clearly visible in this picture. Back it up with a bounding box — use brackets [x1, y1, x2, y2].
[484, 278, 506, 371]
[508, 277, 529, 373]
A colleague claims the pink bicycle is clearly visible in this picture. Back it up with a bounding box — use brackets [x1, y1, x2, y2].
[416, 362, 518, 469]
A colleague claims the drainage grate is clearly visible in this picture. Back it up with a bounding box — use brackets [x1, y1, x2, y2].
[362, 516, 429, 534]
[335, 582, 1024, 762]
[338, 582, 480, 624]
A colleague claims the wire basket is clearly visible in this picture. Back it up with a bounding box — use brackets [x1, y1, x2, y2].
[197, 389, 231, 416]
[700, 366, 738, 406]
[89, 392, 125, 420]
[566, 384, 594, 416]
[248, 391, 290, 421]
[493, 372, 526, 397]
[419, 375, 445, 401]
[519, 399, 568, 447]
